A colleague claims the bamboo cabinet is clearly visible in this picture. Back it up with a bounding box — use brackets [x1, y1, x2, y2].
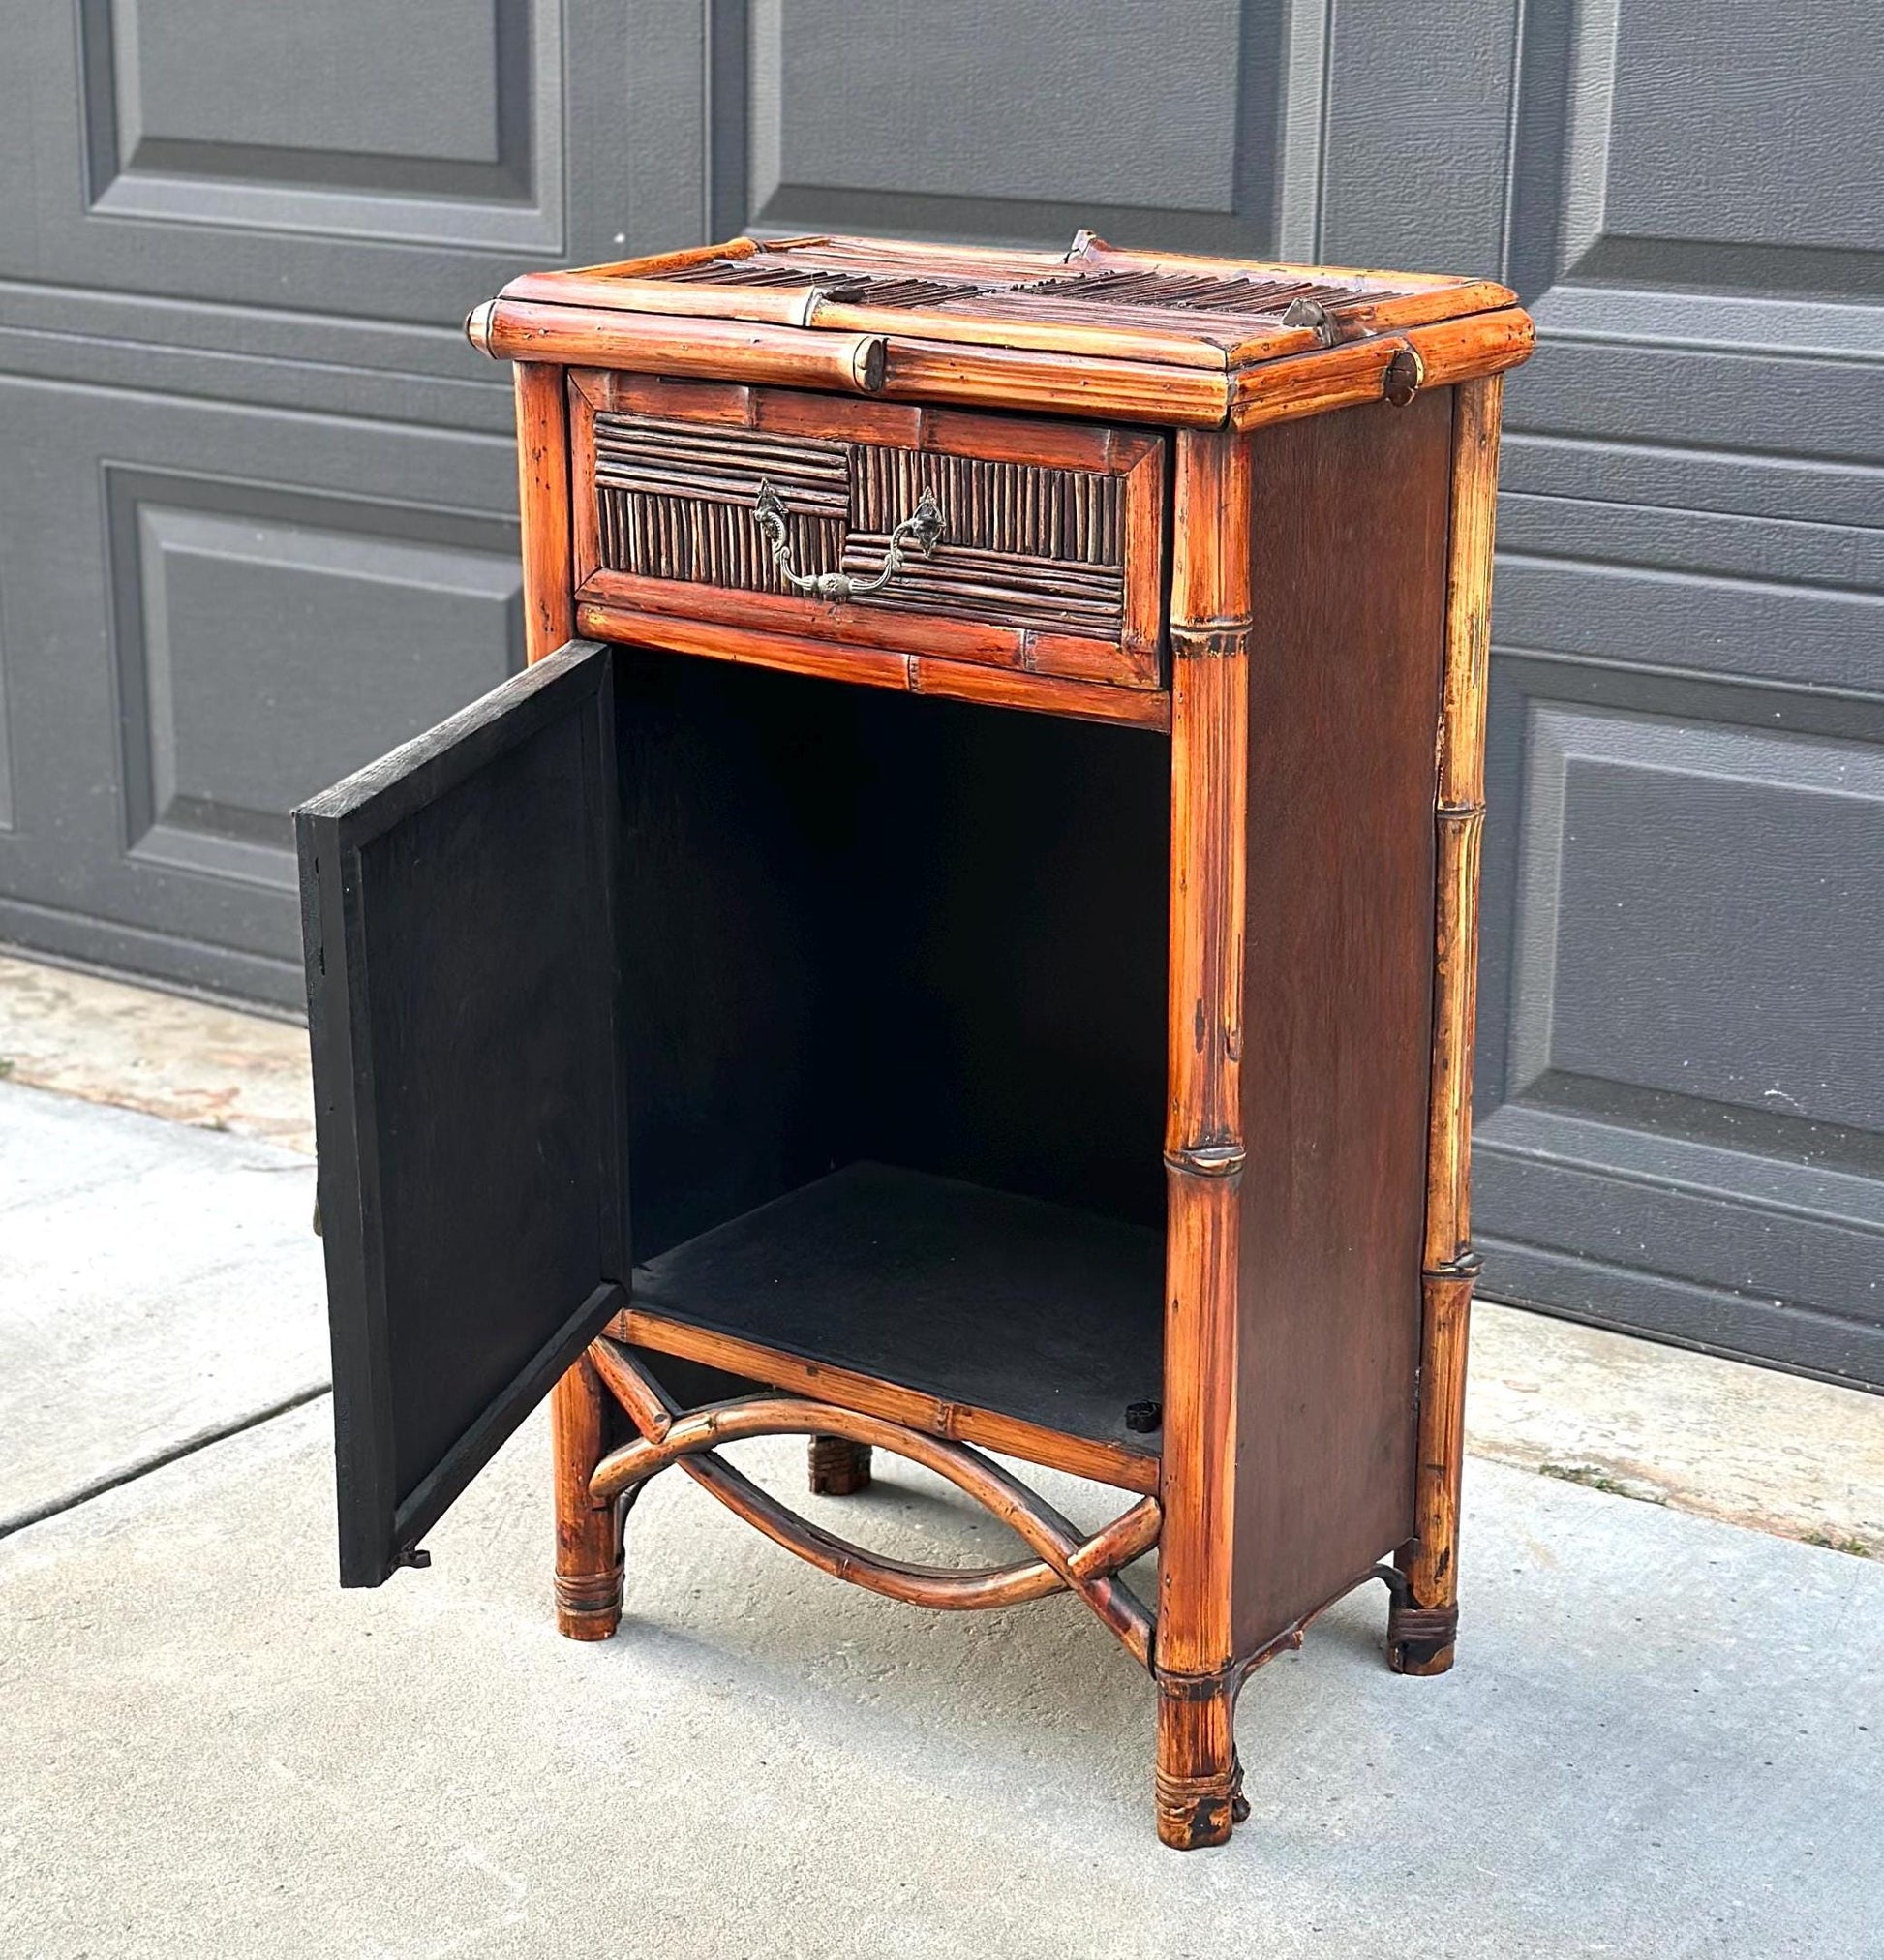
[295, 234, 1532, 1850]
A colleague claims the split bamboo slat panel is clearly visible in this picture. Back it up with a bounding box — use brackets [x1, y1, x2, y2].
[564, 368, 1165, 696]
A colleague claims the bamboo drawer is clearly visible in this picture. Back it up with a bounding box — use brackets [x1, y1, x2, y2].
[568, 370, 1168, 694]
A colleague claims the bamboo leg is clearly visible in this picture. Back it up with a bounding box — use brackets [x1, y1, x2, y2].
[552, 1350, 627, 1640]
[1155, 1679, 1248, 1851]
[1395, 375, 1503, 1678]
[1156, 428, 1255, 1848]
[513, 360, 574, 666]
[1392, 1261, 1476, 1673]
[807, 1435, 873, 1495]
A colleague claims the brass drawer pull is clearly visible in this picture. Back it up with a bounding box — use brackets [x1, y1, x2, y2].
[754, 479, 943, 600]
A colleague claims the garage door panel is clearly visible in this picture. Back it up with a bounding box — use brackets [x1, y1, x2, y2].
[0, 380, 522, 1006]
[1477, 628, 1884, 1374]
[1503, 435, 1884, 536]
[1502, 703, 1884, 1128]
[107, 470, 522, 896]
[1564, 0, 1881, 288]
[1506, 343, 1884, 463]
[1509, 0, 1884, 298]
[1494, 555, 1881, 694]
[1478, 1235, 1884, 1388]
[1478, 1121, 1884, 1318]
[0, 2, 692, 327]
[741, 0, 1287, 253]
[1498, 494, 1884, 594]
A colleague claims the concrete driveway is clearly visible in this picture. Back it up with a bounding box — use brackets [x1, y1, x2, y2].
[1, 1071, 1879, 1958]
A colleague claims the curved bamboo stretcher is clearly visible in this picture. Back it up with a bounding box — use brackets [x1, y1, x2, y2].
[585, 1337, 1160, 1669]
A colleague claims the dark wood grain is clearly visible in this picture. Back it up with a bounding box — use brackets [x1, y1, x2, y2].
[807, 1435, 873, 1496]
[1231, 388, 1454, 1657]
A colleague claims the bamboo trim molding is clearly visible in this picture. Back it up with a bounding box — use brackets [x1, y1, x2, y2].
[477, 300, 889, 394]
[1230, 310, 1533, 430]
[573, 600, 1173, 731]
[608, 1303, 1161, 1494]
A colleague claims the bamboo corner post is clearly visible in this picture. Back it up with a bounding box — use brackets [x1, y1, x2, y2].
[1392, 372, 1504, 1678]
[1157, 426, 1255, 1851]
[297, 232, 1529, 1859]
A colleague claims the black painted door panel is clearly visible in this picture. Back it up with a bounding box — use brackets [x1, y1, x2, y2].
[296, 641, 625, 1584]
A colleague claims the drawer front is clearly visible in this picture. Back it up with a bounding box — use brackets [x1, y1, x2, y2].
[569, 373, 1166, 689]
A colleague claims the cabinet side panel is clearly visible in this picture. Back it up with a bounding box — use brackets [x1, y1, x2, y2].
[1232, 388, 1452, 1655]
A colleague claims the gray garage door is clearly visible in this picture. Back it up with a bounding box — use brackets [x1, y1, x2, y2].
[1, 3, 1878, 1388]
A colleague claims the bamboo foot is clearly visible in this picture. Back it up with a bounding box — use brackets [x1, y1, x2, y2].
[1155, 1682, 1242, 1850]
[1387, 1595, 1458, 1676]
[552, 1352, 628, 1641]
[554, 1554, 625, 1640]
[807, 1434, 873, 1495]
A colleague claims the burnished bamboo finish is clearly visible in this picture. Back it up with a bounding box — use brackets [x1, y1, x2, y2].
[572, 600, 1173, 731]
[1393, 375, 1504, 1678]
[606, 1303, 1161, 1495]
[479, 298, 890, 395]
[550, 1348, 627, 1639]
[1229, 308, 1534, 429]
[582, 1343, 1160, 1667]
[477, 238, 1527, 430]
[497, 233, 1515, 376]
[513, 362, 573, 665]
[807, 1435, 873, 1496]
[882, 335, 1231, 428]
[565, 369, 1166, 691]
[1156, 1684, 1247, 1850]
[1156, 427, 1254, 1851]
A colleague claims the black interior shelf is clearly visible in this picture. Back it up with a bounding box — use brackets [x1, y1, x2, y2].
[631, 1161, 1166, 1458]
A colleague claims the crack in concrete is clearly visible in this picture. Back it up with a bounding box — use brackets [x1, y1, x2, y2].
[0, 1383, 332, 1540]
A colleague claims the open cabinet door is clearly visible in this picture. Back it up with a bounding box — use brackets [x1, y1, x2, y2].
[296, 641, 625, 1585]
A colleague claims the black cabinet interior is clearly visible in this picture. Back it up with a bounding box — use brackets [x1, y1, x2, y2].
[613, 649, 1171, 1434]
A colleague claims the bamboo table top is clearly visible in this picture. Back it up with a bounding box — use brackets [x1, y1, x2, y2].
[471, 232, 1535, 428]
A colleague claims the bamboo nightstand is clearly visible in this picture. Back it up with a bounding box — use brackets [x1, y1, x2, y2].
[295, 233, 1533, 1850]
